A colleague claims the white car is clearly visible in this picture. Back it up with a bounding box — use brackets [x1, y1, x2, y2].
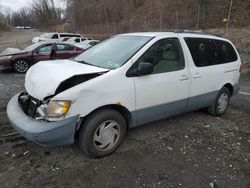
[66, 36, 93, 43]
[7, 31, 241, 158]
[32, 33, 81, 43]
[75, 40, 100, 50]
[67, 37, 99, 50]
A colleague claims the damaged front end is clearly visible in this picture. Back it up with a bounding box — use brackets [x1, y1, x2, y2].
[18, 73, 105, 121]
[18, 91, 49, 120]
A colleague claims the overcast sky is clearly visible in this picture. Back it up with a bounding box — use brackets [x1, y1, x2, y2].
[0, 0, 33, 11]
[0, 0, 65, 12]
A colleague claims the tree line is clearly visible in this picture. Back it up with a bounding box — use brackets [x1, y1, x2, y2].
[1, 0, 249, 33]
[1, 0, 64, 28]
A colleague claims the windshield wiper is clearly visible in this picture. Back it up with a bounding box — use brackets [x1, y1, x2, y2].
[75, 60, 111, 70]
[78, 60, 94, 66]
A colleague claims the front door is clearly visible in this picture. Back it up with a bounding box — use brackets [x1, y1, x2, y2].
[32, 43, 54, 63]
[132, 37, 191, 125]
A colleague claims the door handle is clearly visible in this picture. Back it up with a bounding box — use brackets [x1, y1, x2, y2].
[193, 73, 201, 79]
[179, 75, 189, 81]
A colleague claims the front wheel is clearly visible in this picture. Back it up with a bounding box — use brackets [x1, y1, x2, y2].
[78, 109, 127, 158]
[13, 59, 30, 73]
[207, 87, 231, 116]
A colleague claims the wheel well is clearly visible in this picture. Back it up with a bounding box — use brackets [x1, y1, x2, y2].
[81, 104, 132, 129]
[223, 83, 233, 96]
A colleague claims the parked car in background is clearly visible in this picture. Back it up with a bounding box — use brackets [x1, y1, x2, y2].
[75, 40, 100, 50]
[0, 42, 83, 73]
[32, 33, 81, 43]
[66, 36, 93, 43]
[7, 31, 241, 158]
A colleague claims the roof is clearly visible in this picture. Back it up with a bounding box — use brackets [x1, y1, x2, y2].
[119, 30, 225, 40]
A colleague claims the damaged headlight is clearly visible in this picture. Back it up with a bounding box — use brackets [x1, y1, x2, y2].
[46, 100, 71, 118]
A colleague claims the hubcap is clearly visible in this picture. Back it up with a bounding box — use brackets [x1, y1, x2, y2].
[93, 120, 120, 151]
[217, 93, 229, 112]
[15, 60, 29, 73]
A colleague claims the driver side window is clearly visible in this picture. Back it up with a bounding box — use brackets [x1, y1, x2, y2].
[38, 44, 53, 54]
[137, 38, 185, 74]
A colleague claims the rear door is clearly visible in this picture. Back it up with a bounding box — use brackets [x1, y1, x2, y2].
[55, 44, 78, 59]
[183, 37, 239, 111]
[132, 37, 191, 125]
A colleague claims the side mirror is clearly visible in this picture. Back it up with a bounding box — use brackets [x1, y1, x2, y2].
[136, 62, 153, 76]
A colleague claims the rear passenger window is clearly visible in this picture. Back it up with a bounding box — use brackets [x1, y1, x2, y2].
[185, 38, 238, 67]
[137, 38, 185, 74]
[214, 40, 238, 63]
[185, 38, 218, 67]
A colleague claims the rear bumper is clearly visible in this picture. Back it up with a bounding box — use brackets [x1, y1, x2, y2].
[7, 94, 80, 147]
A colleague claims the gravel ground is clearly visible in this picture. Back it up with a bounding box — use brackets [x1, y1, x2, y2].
[0, 29, 249, 188]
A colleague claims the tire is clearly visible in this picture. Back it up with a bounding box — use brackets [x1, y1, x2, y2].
[207, 87, 231, 116]
[78, 109, 127, 158]
[13, 59, 30, 73]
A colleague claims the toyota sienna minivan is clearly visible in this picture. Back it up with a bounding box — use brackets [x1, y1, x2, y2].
[7, 31, 241, 158]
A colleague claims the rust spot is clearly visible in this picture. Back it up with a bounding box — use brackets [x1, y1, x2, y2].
[116, 102, 122, 106]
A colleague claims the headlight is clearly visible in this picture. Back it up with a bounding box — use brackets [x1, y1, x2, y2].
[46, 100, 71, 118]
[0, 56, 12, 60]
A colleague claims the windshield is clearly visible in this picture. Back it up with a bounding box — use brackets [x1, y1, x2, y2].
[73, 35, 152, 69]
[24, 43, 43, 51]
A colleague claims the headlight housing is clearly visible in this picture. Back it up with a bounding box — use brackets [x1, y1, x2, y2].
[0, 56, 12, 60]
[46, 100, 71, 118]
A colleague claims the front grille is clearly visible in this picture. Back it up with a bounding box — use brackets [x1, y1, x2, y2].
[18, 92, 41, 117]
[26, 97, 40, 117]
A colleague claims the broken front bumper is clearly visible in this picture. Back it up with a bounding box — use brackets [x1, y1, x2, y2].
[7, 94, 79, 147]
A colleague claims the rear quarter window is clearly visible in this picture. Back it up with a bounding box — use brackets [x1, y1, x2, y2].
[184, 37, 238, 67]
[214, 39, 238, 63]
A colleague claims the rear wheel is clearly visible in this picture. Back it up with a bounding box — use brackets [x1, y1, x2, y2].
[13, 59, 30, 73]
[78, 109, 126, 158]
[207, 87, 231, 116]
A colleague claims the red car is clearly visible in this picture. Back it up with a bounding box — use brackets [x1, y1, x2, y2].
[0, 42, 84, 73]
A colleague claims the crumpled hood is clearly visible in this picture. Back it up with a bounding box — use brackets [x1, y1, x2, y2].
[25, 59, 108, 100]
[0, 48, 28, 56]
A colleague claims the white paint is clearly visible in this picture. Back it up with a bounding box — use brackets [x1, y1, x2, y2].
[23, 32, 241, 121]
[25, 59, 108, 100]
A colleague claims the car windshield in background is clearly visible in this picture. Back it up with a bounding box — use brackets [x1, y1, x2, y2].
[73, 36, 152, 69]
[24, 43, 43, 51]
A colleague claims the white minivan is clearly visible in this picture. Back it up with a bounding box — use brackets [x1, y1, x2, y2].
[7, 31, 241, 158]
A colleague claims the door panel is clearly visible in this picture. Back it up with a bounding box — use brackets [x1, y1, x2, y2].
[55, 44, 77, 59]
[183, 37, 237, 111]
[133, 38, 191, 125]
[32, 44, 53, 63]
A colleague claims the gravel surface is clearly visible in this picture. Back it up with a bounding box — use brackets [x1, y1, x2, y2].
[0, 29, 249, 188]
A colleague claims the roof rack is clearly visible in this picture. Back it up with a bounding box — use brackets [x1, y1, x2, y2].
[145, 29, 222, 37]
[174, 29, 222, 37]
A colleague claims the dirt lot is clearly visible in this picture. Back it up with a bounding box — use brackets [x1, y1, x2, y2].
[0, 29, 41, 52]
[0, 29, 250, 188]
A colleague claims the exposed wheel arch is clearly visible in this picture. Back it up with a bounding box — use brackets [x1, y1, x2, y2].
[222, 83, 233, 96]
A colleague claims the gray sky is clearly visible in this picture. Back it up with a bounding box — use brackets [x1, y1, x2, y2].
[0, 0, 33, 11]
[0, 0, 65, 12]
